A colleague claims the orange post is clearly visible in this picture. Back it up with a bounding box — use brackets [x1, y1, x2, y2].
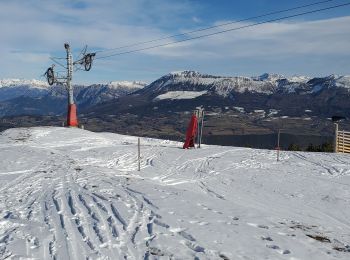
[67, 104, 79, 127]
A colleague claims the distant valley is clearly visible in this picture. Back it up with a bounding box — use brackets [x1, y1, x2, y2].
[1, 71, 350, 149]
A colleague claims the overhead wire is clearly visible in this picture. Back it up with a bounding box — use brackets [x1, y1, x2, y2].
[94, 0, 338, 54]
[50, 57, 67, 69]
[75, 45, 88, 61]
[95, 2, 350, 60]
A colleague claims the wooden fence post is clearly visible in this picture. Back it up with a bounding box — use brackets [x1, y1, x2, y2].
[334, 123, 338, 153]
[334, 123, 339, 153]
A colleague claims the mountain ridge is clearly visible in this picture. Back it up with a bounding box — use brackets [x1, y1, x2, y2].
[0, 80, 147, 116]
[137, 71, 350, 97]
[1, 71, 350, 118]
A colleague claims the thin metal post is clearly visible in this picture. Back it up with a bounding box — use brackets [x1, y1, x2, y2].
[194, 110, 199, 148]
[334, 123, 338, 153]
[65, 43, 74, 105]
[138, 137, 141, 171]
[277, 129, 281, 162]
[195, 109, 201, 148]
[199, 109, 205, 148]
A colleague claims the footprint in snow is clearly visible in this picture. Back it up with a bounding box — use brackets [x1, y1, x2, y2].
[247, 222, 269, 229]
[266, 244, 279, 250]
[266, 245, 291, 255]
[261, 236, 273, 241]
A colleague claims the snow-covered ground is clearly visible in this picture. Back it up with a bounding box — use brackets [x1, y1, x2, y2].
[154, 91, 208, 101]
[0, 127, 350, 260]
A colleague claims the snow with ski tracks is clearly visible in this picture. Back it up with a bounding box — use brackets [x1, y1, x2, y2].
[0, 127, 350, 259]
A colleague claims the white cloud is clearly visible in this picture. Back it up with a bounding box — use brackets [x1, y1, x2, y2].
[142, 16, 350, 58]
[0, 0, 349, 83]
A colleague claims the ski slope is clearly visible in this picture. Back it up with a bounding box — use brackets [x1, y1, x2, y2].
[0, 127, 350, 260]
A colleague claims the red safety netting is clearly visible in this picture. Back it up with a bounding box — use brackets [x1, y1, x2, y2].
[183, 114, 198, 149]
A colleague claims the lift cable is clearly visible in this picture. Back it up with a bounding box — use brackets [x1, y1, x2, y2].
[95, 2, 350, 60]
[94, 0, 338, 54]
[49, 57, 67, 69]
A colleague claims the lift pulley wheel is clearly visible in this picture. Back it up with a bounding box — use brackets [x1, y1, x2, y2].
[84, 53, 95, 71]
[46, 67, 55, 85]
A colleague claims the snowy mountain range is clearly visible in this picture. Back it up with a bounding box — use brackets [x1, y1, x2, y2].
[0, 79, 146, 101]
[0, 79, 49, 89]
[0, 79, 49, 102]
[1, 71, 350, 118]
[140, 71, 350, 97]
[88, 71, 350, 119]
[0, 80, 146, 116]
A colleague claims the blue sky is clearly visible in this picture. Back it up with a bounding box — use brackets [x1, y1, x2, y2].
[0, 0, 349, 84]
